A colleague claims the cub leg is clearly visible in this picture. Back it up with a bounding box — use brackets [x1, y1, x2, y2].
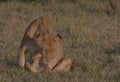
[52, 56, 71, 72]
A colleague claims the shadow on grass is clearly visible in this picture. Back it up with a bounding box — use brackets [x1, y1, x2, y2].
[3, 58, 18, 67]
[104, 44, 120, 55]
[7, 61, 18, 69]
[70, 59, 81, 72]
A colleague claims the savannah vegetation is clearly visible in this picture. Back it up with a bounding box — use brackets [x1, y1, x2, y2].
[0, 0, 120, 82]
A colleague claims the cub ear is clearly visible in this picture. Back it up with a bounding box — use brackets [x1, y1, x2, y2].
[56, 34, 62, 41]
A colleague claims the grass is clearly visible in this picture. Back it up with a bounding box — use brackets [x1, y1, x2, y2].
[0, 0, 120, 82]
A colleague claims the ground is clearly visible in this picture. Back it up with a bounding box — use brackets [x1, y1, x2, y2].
[0, 0, 120, 82]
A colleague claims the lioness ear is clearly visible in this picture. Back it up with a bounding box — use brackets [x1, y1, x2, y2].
[35, 29, 40, 37]
[56, 34, 62, 41]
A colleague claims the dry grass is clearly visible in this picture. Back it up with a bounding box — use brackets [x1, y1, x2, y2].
[0, 0, 120, 82]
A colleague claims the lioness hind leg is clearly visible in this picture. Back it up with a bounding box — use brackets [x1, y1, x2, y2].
[52, 56, 71, 72]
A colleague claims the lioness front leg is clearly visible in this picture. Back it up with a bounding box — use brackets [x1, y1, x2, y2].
[18, 46, 26, 68]
[52, 56, 71, 72]
[26, 53, 44, 72]
[26, 62, 44, 72]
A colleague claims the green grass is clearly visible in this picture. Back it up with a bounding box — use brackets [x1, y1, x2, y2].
[0, 1, 120, 82]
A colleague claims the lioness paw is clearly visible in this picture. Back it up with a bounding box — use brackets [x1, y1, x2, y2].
[26, 62, 32, 68]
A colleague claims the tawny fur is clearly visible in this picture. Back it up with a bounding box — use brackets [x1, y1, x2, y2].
[18, 17, 71, 73]
[18, 17, 49, 67]
[27, 32, 71, 73]
[26, 54, 44, 72]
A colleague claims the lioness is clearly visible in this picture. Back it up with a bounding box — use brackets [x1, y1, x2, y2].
[26, 33, 71, 73]
[18, 17, 45, 68]
[18, 17, 71, 73]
